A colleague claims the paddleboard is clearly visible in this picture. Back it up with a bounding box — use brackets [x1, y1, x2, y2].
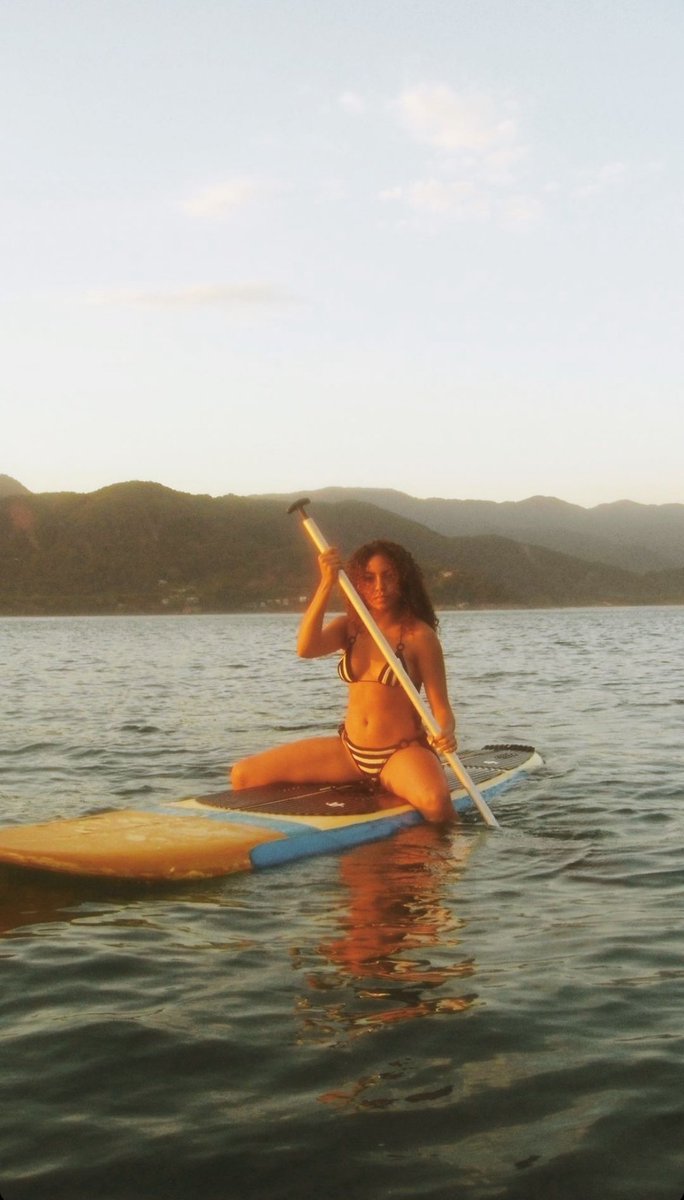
[0, 744, 542, 883]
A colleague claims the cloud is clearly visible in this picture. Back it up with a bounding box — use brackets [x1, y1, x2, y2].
[339, 91, 366, 115]
[500, 193, 543, 227]
[380, 179, 541, 228]
[381, 83, 538, 229]
[183, 177, 273, 219]
[381, 178, 490, 221]
[573, 161, 628, 200]
[86, 283, 295, 310]
[395, 84, 521, 162]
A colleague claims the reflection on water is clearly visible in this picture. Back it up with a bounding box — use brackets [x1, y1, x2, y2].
[293, 825, 478, 1062]
[0, 868, 110, 938]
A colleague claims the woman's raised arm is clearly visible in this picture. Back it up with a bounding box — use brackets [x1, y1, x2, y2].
[297, 549, 348, 659]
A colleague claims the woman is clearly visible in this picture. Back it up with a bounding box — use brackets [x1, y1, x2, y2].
[231, 540, 458, 823]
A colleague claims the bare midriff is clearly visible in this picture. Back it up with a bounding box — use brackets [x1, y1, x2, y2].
[344, 680, 422, 746]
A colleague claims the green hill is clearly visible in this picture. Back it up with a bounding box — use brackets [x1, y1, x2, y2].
[1, 482, 683, 615]
[0, 474, 31, 498]
[265, 487, 684, 573]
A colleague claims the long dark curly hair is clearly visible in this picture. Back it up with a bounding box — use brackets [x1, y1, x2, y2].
[346, 540, 438, 630]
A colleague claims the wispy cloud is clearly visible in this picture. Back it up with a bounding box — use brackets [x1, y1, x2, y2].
[500, 193, 543, 228]
[384, 83, 536, 228]
[381, 178, 490, 221]
[338, 90, 366, 115]
[396, 83, 521, 161]
[86, 283, 295, 310]
[182, 177, 275, 219]
[572, 161, 628, 200]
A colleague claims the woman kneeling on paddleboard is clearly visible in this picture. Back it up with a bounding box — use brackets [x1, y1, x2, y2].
[231, 541, 458, 823]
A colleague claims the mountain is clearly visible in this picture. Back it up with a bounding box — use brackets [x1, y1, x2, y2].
[0, 474, 31, 498]
[2, 481, 683, 615]
[263, 487, 684, 573]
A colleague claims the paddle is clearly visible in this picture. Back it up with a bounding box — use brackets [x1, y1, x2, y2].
[288, 498, 501, 829]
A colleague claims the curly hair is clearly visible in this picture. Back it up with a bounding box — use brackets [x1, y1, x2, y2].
[346, 540, 438, 630]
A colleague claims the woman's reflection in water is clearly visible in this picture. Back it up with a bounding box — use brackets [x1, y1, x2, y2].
[294, 823, 478, 1043]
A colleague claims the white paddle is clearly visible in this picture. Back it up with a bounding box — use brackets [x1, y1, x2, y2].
[288, 498, 500, 829]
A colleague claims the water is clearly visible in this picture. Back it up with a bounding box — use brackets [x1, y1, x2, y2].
[1, 609, 683, 1200]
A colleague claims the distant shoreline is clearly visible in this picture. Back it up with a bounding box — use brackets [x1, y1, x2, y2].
[2, 601, 683, 619]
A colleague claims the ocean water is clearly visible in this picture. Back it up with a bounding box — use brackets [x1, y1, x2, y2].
[0, 608, 682, 1200]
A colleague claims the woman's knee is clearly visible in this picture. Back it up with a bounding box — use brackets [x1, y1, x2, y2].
[412, 780, 454, 824]
[230, 759, 251, 789]
[383, 751, 454, 823]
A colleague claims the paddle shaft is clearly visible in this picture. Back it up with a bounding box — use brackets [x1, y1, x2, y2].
[290, 502, 500, 829]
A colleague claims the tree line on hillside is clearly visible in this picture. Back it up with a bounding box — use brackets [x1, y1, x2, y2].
[1, 482, 683, 615]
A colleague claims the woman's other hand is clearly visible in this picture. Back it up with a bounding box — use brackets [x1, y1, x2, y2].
[430, 726, 458, 756]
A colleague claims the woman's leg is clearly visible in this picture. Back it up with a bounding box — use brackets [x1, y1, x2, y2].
[380, 744, 454, 824]
[231, 735, 360, 790]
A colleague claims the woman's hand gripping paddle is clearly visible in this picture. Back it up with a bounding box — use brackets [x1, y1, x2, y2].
[288, 498, 501, 829]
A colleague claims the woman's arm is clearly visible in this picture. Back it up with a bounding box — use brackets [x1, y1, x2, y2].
[414, 626, 458, 752]
[297, 549, 348, 659]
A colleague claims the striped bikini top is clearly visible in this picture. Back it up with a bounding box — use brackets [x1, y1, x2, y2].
[336, 631, 407, 687]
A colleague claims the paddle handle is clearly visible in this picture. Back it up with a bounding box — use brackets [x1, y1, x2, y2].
[288, 499, 500, 829]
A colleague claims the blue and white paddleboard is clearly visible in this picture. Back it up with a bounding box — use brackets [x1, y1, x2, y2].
[0, 744, 542, 883]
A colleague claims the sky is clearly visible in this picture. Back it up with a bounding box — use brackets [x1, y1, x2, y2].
[3, 0, 683, 507]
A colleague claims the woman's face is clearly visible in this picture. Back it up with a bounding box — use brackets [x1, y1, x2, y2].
[356, 554, 401, 615]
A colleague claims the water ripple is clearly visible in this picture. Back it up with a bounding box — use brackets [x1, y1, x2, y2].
[1, 610, 683, 1200]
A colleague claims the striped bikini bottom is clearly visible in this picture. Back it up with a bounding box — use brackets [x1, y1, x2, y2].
[338, 723, 434, 781]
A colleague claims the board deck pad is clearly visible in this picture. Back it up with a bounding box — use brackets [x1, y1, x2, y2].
[0, 744, 542, 883]
[183, 745, 538, 817]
